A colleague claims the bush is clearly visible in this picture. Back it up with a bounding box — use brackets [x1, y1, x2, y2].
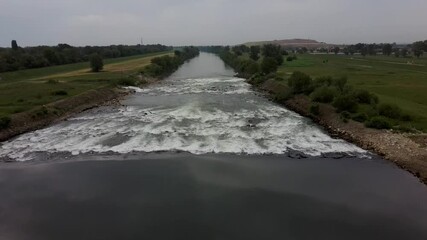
[288, 71, 313, 94]
[46, 79, 59, 84]
[238, 59, 259, 75]
[312, 76, 333, 88]
[261, 57, 279, 74]
[353, 89, 378, 104]
[249, 73, 269, 86]
[400, 114, 413, 121]
[310, 86, 337, 103]
[393, 125, 416, 133]
[286, 55, 297, 62]
[340, 111, 351, 123]
[332, 77, 347, 92]
[352, 113, 369, 123]
[89, 53, 104, 72]
[0, 116, 11, 129]
[51, 90, 68, 96]
[33, 106, 49, 117]
[378, 103, 402, 119]
[365, 116, 392, 129]
[310, 103, 320, 115]
[333, 94, 358, 113]
[274, 89, 293, 102]
[116, 78, 137, 86]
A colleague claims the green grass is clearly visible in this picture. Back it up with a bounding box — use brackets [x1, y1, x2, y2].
[0, 51, 172, 116]
[277, 54, 427, 131]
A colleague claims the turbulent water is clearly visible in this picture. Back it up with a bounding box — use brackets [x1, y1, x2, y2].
[0, 53, 366, 161]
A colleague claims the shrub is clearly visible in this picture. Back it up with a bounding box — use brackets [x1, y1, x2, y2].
[288, 71, 313, 94]
[333, 94, 358, 113]
[332, 76, 347, 92]
[378, 103, 402, 119]
[365, 116, 392, 129]
[312, 76, 333, 88]
[116, 78, 137, 86]
[249, 73, 269, 86]
[89, 53, 104, 72]
[393, 125, 416, 133]
[274, 89, 293, 102]
[340, 111, 351, 121]
[46, 79, 59, 84]
[261, 57, 279, 74]
[310, 103, 320, 115]
[310, 86, 337, 103]
[400, 114, 413, 121]
[0, 116, 11, 129]
[51, 90, 68, 96]
[353, 89, 378, 104]
[352, 113, 369, 123]
[239, 59, 259, 75]
[34, 106, 49, 117]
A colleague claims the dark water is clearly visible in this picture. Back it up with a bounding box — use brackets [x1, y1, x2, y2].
[0, 53, 427, 240]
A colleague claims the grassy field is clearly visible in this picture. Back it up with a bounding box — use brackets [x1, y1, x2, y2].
[0, 52, 172, 116]
[276, 54, 427, 131]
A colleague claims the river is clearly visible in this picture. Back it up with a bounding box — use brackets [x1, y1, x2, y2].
[0, 52, 426, 239]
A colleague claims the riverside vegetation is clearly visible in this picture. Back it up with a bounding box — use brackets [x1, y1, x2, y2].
[0, 46, 199, 137]
[204, 44, 427, 133]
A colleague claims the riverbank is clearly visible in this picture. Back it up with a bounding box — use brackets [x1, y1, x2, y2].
[257, 79, 427, 184]
[0, 87, 128, 142]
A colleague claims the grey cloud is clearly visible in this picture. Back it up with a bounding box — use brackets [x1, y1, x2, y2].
[0, 0, 426, 47]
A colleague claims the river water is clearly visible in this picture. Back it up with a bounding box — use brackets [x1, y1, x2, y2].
[0, 53, 426, 239]
[0, 53, 365, 159]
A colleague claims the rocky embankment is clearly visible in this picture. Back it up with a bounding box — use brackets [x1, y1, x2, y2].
[259, 79, 427, 184]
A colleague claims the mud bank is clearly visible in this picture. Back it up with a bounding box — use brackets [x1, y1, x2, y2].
[258, 79, 427, 184]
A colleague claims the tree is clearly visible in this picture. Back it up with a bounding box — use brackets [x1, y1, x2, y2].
[232, 46, 242, 56]
[401, 48, 408, 58]
[333, 47, 340, 55]
[288, 71, 313, 94]
[249, 46, 260, 61]
[11, 40, 18, 50]
[90, 53, 104, 72]
[43, 49, 60, 65]
[382, 44, 393, 56]
[262, 44, 283, 65]
[412, 41, 425, 58]
[361, 46, 368, 56]
[261, 57, 278, 74]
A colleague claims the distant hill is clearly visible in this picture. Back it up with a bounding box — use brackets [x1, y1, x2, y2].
[244, 39, 336, 49]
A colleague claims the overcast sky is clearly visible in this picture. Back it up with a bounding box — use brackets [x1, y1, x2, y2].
[1, 0, 426, 47]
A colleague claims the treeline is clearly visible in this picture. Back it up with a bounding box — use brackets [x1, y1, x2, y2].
[332, 40, 427, 58]
[141, 47, 200, 78]
[203, 44, 287, 78]
[0, 40, 171, 72]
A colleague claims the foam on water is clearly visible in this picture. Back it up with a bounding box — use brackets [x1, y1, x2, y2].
[0, 75, 367, 161]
